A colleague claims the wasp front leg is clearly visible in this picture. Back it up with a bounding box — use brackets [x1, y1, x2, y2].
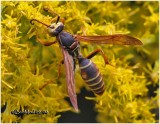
[36, 32, 57, 46]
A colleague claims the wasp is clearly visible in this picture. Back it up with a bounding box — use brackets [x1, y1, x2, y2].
[30, 7, 143, 111]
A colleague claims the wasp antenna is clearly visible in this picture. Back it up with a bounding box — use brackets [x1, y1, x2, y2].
[43, 6, 59, 17]
[43, 6, 60, 24]
[30, 19, 50, 27]
[56, 16, 60, 24]
[43, 6, 49, 12]
[30, 19, 35, 25]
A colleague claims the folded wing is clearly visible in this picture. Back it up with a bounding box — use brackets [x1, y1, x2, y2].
[61, 47, 78, 112]
[74, 34, 143, 45]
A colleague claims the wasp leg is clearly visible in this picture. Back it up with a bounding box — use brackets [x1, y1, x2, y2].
[39, 80, 53, 90]
[36, 32, 57, 46]
[85, 48, 112, 65]
[58, 59, 64, 79]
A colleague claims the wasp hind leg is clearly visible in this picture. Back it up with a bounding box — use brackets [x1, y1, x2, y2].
[85, 48, 113, 66]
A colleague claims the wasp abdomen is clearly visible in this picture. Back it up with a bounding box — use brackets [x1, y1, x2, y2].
[78, 58, 105, 95]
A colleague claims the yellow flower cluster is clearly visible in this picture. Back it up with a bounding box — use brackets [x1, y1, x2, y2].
[1, 1, 158, 123]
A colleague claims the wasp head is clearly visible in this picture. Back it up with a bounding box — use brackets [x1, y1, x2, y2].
[48, 22, 64, 36]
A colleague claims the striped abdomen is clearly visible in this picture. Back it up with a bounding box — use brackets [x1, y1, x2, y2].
[78, 58, 105, 95]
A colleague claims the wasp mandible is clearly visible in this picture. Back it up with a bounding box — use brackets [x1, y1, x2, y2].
[30, 7, 143, 112]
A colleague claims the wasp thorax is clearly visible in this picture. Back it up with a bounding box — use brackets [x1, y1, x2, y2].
[48, 22, 64, 36]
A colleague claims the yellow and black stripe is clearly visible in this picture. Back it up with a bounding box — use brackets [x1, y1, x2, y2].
[79, 59, 105, 95]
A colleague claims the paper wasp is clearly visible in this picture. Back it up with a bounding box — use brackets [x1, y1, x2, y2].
[30, 7, 143, 111]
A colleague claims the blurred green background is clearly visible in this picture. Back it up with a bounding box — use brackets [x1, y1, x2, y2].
[1, 1, 159, 123]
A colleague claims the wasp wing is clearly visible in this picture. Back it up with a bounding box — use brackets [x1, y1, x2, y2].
[74, 34, 143, 45]
[61, 47, 78, 111]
